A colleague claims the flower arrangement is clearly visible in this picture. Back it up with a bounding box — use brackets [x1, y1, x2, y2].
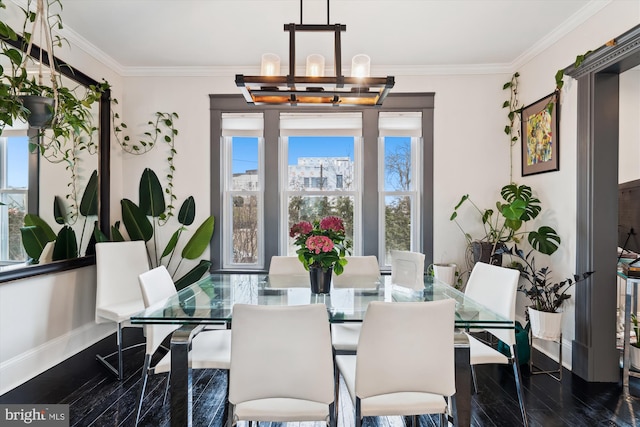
[289, 216, 352, 275]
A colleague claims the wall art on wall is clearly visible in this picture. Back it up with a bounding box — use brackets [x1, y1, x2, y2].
[521, 91, 559, 176]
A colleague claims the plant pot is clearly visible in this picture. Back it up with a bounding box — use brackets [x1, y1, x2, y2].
[631, 345, 640, 371]
[20, 95, 55, 128]
[432, 263, 456, 286]
[528, 307, 563, 341]
[309, 265, 332, 294]
[471, 241, 503, 266]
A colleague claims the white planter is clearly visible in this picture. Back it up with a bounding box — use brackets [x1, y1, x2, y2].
[432, 263, 457, 286]
[631, 345, 640, 371]
[528, 307, 563, 341]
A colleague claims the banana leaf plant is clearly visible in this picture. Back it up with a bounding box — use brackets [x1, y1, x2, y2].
[20, 169, 99, 263]
[95, 168, 215, 290]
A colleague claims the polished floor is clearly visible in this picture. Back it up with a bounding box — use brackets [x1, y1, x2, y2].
[1, 329, 639, 427]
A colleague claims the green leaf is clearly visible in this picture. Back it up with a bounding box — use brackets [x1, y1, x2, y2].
[52, 226, 78, 261]
[181, 216, 215, 260]
[174, 260, 212, 291]
[139, 168, 165, 217]
[93, 222, 110, 243]
[161, 228, 182, 258]
[121, 198, 153, 241]
[111, 223, 125, 242]
[20, 226, 49, 260]
[53, 196, 66, 225]
[528, 226, 561, 255]
[24, 214, 56, 241]
[178, 196, 196, 226]
[79, 170, 99, 216]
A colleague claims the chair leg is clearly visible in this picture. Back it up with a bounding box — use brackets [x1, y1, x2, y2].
[135, 354, 152, 426]
[470, 365, 478, 393]
[439, 413, 447, 427]
[511, 344, 529, 427]
[162, 373, 170, 405]
[411, 414, 419, 427]
[116, 323, 124, 380]
[355, 397, 362, 427]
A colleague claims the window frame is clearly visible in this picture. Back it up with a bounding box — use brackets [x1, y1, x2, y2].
[210, 94, 434, 272]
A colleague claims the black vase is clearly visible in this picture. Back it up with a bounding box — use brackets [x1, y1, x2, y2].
[309, 265, 332, 294]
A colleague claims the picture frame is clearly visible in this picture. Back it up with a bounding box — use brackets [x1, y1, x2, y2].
[520, 91, 559, 176]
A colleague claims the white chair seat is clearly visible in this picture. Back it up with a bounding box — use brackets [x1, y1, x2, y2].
[467, 334, 509, 365]
[96, 300, 146, 323]
[154, 329, 232, 374]
[235, 398, 330, 422]
[330, 323, 361, 352]
[336, 355, 447, 416]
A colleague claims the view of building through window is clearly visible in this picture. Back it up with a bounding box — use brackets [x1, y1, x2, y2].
[0, 135, 29, 263]
[230, 136, 259, 264]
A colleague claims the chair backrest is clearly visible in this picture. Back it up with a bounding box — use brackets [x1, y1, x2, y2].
[138, 265, 181, 355]
[229, 304, 334, 406]
[95, 241, 149, 322]
[390, 250, 425, 290]
[333, 256, 380, 288]
[464, 262, 519, 346]
[268, 256, 309, 287]
[355, 300, 456, 398]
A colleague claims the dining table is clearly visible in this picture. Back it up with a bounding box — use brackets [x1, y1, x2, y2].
[131, 273, 515, 427]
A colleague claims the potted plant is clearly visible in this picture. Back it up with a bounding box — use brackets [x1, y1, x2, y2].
[450, 183, 562, 266]
[631, 313, 640, 370]
[501, 245, 594, 340]
[289, 216, 352, 293]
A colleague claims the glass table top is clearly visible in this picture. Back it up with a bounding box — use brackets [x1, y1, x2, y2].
[130, 273, 514, 330]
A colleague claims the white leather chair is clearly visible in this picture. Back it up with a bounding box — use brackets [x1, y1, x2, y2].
[95, 240, 149, 380]
[464, 262, 528, 427]
[390, 250, 426, 290]
[331, 256, 381, 355]
[267, 255, 309, 287]
[135, 266, 231, 425]
[335, 299, 456, 427]
[228, 304, 336, 427]
[332, 255, 381, 288]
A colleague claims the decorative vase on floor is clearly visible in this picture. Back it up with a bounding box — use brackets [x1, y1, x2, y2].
[631, 346, 640, 371]
[309, 265, 332, 294]
[528, 307, 563, 341]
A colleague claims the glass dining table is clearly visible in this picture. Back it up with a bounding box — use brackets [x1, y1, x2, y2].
[131, 273, 514, 427]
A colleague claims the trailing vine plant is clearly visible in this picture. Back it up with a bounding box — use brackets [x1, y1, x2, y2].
[111, 104, 179, 224]
[502, 72, 522, 182]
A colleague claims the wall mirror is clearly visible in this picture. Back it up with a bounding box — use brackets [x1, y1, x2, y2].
[0, 39, 110, 282]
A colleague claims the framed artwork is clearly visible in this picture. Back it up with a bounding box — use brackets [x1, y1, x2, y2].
[521, 91, 559, 176]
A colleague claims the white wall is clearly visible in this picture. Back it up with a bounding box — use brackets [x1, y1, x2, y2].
[514, 1, 640, 365]
[0, 266, 114, 394]
[619, 69, 640, 184]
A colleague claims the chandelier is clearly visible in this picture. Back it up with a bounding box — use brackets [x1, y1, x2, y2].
[235, 0, 395, 107]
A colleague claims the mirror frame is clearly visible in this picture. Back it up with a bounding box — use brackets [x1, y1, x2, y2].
[0, 37, 110, 283]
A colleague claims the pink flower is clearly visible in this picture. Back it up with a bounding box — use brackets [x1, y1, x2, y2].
[305, 235, 334, 254]
[289, 221, 313, 237]
[319, 216, 345, 232]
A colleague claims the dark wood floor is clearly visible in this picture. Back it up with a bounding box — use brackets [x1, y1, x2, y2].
[1, 329, 639, 427]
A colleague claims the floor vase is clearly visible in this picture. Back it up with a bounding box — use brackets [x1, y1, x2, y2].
[309, 265, 332, 294]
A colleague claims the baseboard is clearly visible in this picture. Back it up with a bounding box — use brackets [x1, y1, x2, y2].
[0, 322, 114, 395]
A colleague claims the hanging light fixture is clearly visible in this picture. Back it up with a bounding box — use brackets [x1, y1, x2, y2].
[235, 0, 394, 107]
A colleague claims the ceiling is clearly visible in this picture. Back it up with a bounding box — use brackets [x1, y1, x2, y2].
[31, 0, 611, 75]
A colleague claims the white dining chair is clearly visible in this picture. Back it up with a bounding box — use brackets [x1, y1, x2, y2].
[135, 265, 231, 425]
[95, 240, 149, 380]
[267, 255, 309, 287]
[331, 256, 381, 355]
[390, 250, 426, 290]
[335, 299, 456, 427]
[228, 304, 336, 427]
[464, 262, 529, 427]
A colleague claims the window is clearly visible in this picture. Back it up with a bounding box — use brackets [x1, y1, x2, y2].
[210, 94, 434, 272]
[378, 112, 423, 266]
[0, 133, 29, 263]
[221, 114, 263, 268]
